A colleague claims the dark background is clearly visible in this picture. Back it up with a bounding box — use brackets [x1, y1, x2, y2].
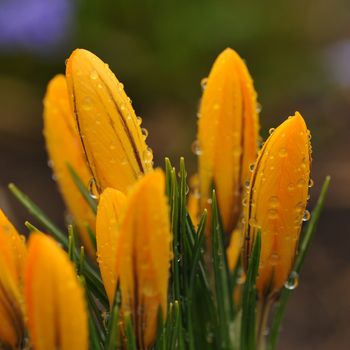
[0, 1, 349, 348]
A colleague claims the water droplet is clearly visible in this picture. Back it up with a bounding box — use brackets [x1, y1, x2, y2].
[269, 252, 280, 265]
[191, 140, 202, 155]
[200, 77, 208, 90]
[269, 128, 275, 135]
[82, 97, 93, 111]
[278, 147, 287, 158]
[249, 163, 255, 172]
[302, 210, 311, 222]
[269, 196, 279, 207]
[88, 178, 99, 200]
[268, 208, 278, 219]
[284, 271, 299, 290]
[47, 160, 54, 168]
[141, 128, 148, 139]
[256, 103, 262, 113]
[143, 147, 153, 165]
[90, 70, 98, 80]
[137, 116, 142, 125]
[249, 218, 258, 227]
[287, 183, 295, 192]
[242, 197, 247, 207]
[245, 180, 250, 189]
[297, 178, 306, 188]
[308, 179, 314, 188]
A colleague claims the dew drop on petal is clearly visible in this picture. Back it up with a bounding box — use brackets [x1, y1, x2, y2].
[143, 147, 153, 165]
[88, 178, 99, 200]
[141, 128, 148, 139]
[269, 128, 275, 135]
[201, 77, 208, 90]
[278, 147, 287, 158]
[191, 140, 202, 155]
[308, 178, 314, 188]
[90, 70, 98, 80]
[82, 97, 93, 111]
[284, 271, 299, 290]
[302, 210, 311, 222]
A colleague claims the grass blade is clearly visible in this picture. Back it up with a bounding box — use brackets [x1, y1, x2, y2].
[67, 163, 97, 214]
[240, 231, 261, 350]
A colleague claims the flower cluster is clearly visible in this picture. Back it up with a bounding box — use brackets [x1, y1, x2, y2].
[0, 47, 329, 350]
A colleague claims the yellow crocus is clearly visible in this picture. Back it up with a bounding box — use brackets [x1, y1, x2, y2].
[65, 48, 153, 194]
[96, 188, 127, 306]
[96, 169, 172, 349]
[197, 48, 259, 234]
[24, 233, 88, 350]
[43, 74, 95, 254]
[0, 210, 26, 349]
[226, 229, 243, 272]
[243, 112, 311, 297]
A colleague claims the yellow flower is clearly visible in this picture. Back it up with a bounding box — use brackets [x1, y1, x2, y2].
[226, 229, 243, 272]
[96, 188, 127, 306]
[24, 233, 88, 350]
[43, 74, 95, 254]
[65, 49, 153, 194]
[0, 210, 26, 349]
[197, 48, 259, 234]
[243, 112, 311, 297]
[96, 169, 172, 349]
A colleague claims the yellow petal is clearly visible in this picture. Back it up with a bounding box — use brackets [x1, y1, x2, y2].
[243, 112, 311, 297]
[25, 233, 88, 350]
[65, 49, 153, 194]
[187, 174, 200, 228]
[226, 229, 243, 272]
[43, 74, 95, 255]
[119, 169, 172, 349]
[96, 188, 127, 307]
[198, 48, 259, 233]
[0, 210, 26, 348]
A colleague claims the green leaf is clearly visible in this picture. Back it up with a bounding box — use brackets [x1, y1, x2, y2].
[240, 231, 261, 350]
[267, 176, 331, 350]
[105, 291, 120, 350]
[67, 162, 98, 214]
[211, 190, 234, 349]
[125, 314, 137, 350]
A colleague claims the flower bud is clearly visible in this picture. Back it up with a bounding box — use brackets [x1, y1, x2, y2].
[96, 170, 172, 348]
[243, 112, 311, 297]
[197, 48, 259, 233]
[0, 210, 26, 348]
[65, 49, 153, 194]
[96, 188, 127, 306]
[43, 75, 95, 254]
[25, 233, 88, 350]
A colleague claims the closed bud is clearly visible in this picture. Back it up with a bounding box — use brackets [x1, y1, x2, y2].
[43, 75, 95, 254]
[197, 48, 259, 233]
[65, 49, 153, 194]
[96, 188, 127, 306]
[25, 233, 88, 350]
[96, 170, 172, 349]
[0, 210, 26, 348]
[243, 112, 311, 297]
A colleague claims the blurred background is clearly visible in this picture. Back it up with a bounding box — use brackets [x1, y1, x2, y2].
[0, 0, 349, 348]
